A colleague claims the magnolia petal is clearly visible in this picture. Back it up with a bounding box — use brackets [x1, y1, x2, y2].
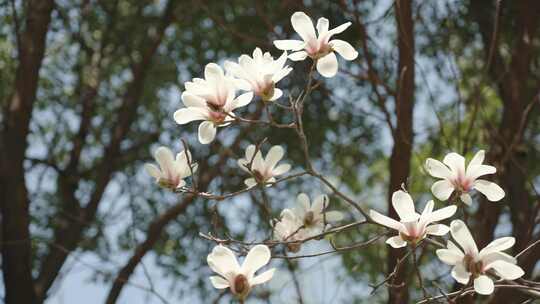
[274, 39, 305, 51]
[436, 248, 463, 265]
[431, 180, 455, 201]
[451, 264, 471, 285]
[481, 251, 517, 266]
[386, 236, 407, 248]
[443, 152, 466, 176]
[425, 158, 452, 179]
[419, 200, 434, 224]
[288, 51, 308, 61]
[479, 237, 515, 257]
[272, 163, 291, 176]
[291, 11, 316, 42]
[312, 194, 329, 214]
[467, 150, 485, 169]
[369, 210, 403, 231]
[487, 260, 524, 280]
[447, 240, 464, 255]
[144, 164, 161, 180]
[460, 193, 472, 206]
[473, 180, 505, 202]
[316, 17, 329, 36]
[174, 107, 207, 125]
[269, 88, 283, 101]
[207, 245, 240, 278]
[245, 178, 257, 188]
[450, 220, 479, 256]
[392, 190, 418, 222]
[327, 22, 352, 37]
[209, 276, 229, 289]
[198, 121, 217, 144]
[296, 193, 311, 214]
[230, 92, 253, 110]
[329, 39, 358, 60]
[429, 205, 457, 223]
[316, 52, 338, 78]
[155, 147, 175, 173]
[474, 275, 494, 295]
[181, 92, 206, 107]
[426, 224, 450, 236]
[204, 63, 224, 81]
[245, 145, 256, 162]
[241, 245, 271, 277]
[467, 164, 496, 181]
[251, 268, 275, 285]
[265, 145, 285, 170]
[324, 210, 343, 222]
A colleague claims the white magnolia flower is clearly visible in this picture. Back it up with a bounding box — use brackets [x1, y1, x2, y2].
[144, 146, 196, 190]
[436, 220, 524, 295]
[273, 209, 305, 252]
[370, 190, 457, 248]
[274, 11, 358, 78]
[208, 244, 275, 300]
[237, 145, 291, 187]
[225, 47, 292, 101]
[292, 193, 343, 236]
[173, 63, 253, 144]
[425, 150, 505, 205]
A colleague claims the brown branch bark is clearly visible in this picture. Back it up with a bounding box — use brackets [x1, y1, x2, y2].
[0, 1, 55, 303]
[387, 0, 415, 303]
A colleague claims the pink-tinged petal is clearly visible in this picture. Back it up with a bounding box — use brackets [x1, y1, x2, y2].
[486, 260, 524, 280]
[316, 52, 338, 78]
[207, 245, 240, 278]
[174, 107, 208, 124]
[443, 152, 466, 176]
[154, 147, 175, 173]
[312, 194, 329, 214]
[419, 200, 434, 224]
[272, 163, 291, 176]
[386, 236, 407, 248]
[450, 220, 478, 256]
[324, 211, 343, 222]
[425, 224, 450, 236]
[265, 146, 285, 170]
[428, 205, 457, 223]
[316, 17, 329, 36]
[467, 150, 485, 169]
[479, 237, 515, 258]
[473, 180, 505, 201]
[329, 39, 358, 60]
[288, 51, 308, 61]
[424, 158, 452, 179]
[369, 210, 404, 231]
[209, 276, 229, 289]
[273, 39, 305, 51]
[296, 193, 311, 214]
[250, 268, 275, 285]
[327, 22, 352, 37]
[251, 151, 265, 172]
[198, 121, 217, 144]
[481, 251, 517, 266]
[144, 164, 161, 180]
[269, 88, 283, 101]
[436, 248, 463, 265]
[228, 92, 253, 111]
[291, 12, 316, 42]
[466, 164, 496, 181]
[474, 275, 494, 295]
[451, 264, 471, 284]
[241, 245, 271, 277]
[431, 180, 455, 201]
[460, 193, 472, 206]
[391, 190, 419, 222]
[204, 63, 224, 81]
[181, 92, 206, 107]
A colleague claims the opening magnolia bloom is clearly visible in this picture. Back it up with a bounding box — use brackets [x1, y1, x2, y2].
[425, 150, 505, 205]
[292, 193, 343, 237]
[436, 220, 524, 295]
[144, 146, 196, 190]
[274, 11, 358, 78]
[173, 63, 253, 144]
[225, 48, 292, 102]
[273, 209, 306, 253]
[207, 244, 275, 300]
[369, 190, 457, 248]
[237, 145, 291, 188]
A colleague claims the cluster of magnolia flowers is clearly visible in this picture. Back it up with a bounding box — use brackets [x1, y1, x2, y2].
[144, 11, 524, 303]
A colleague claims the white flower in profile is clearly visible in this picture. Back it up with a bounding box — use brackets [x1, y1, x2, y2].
[173, 63, 253, 144]
[225, 48, 292, 102]
[274, 11, 358, 78]
[369, 190, 457, 248]
[237, 145, 291, 188]
[436, 220, 524, 295]
[273, 209, 305, 252]
[425, 150, 505, 205]
[207, 244, 275, 300]
[144, 146, 197, 190]
[292, 193, 343, 236]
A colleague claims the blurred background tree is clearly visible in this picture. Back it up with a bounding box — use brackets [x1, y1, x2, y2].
[0, 0, 538, 303]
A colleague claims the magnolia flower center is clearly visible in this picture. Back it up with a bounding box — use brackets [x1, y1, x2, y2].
[206, 102, 227, 124]
[306, 40, 332, 59]
[464, 254, 484, 278]
[303, 211, 315, 227]
[259, 82, 275, 101]
[158, 177, 177, 189]
[453, 173, 472, 192]
[252, 169, 269, 183]
[232, 274, 250, 298]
